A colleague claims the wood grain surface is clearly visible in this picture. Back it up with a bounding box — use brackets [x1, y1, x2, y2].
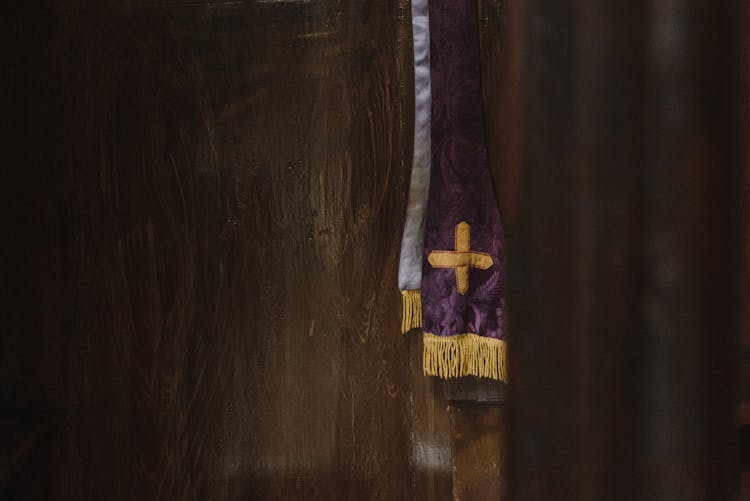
[0, 2, 456, 499]
[449, 403, 505, 500]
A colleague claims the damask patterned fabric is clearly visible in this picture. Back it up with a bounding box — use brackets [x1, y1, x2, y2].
[419, 0, 507, 380]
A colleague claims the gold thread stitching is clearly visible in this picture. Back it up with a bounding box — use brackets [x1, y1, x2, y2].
[426, 221, 494, 295]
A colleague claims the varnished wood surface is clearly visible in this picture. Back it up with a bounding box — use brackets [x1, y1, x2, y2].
[449, 403, 505, 501]
[0, 2, 457, 499]
[407, 334, 453, 501]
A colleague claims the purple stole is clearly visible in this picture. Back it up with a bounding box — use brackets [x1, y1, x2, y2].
[420, 0, 507, 380]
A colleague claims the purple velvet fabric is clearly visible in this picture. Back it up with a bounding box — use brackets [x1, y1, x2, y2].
[421, 0, 506, 340]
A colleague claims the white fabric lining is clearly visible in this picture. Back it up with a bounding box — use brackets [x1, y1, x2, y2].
[398, 0, 431, 291]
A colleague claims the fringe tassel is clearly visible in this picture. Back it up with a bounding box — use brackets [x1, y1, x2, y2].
[401, 289, 423, 334]
[423, 332, 508, 381]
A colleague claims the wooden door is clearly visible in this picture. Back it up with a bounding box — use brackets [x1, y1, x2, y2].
[0, 1, 459, 499]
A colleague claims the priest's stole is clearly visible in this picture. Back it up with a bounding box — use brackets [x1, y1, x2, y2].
[398, 0, 507, 381]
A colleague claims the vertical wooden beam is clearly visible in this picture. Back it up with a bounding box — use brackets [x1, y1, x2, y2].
[409, 335, 454, 501]
[449, 402, 506, 500]
[480, 0, 525, 234]
[504, 1, 744, 500]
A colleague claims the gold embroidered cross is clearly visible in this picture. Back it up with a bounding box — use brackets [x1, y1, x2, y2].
[428, 221, 494, 295]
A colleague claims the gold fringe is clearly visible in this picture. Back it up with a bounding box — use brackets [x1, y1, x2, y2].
[423, 333, 508, 381]
[401, 290, 423, 334]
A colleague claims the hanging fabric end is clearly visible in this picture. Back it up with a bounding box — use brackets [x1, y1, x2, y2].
[401, 289, 423, 334]
[422, 333, 508, 381]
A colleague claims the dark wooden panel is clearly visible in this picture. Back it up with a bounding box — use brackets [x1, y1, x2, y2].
[741, 4, 750, 498]
[0, 2, 445, 499]
[407, 334, 453, 501]
[503, 1, 744, 500]
[449, 402, 506, 501]
[480, 0, 523, 233]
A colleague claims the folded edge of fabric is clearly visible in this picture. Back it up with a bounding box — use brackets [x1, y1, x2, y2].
[397, 0, 431, 334]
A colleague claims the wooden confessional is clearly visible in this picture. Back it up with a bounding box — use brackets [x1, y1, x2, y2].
[1, 1, 747, 500]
